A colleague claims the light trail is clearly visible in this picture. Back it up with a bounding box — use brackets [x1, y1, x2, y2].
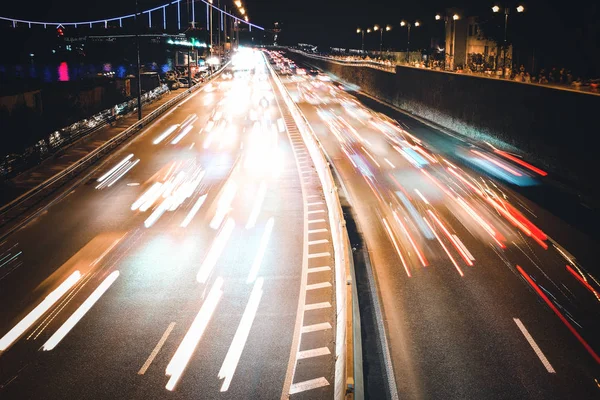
[210, 181, 237, 230]
[247, 218, 274, 283]
[42, 271, 120, 351]
[171, 125, 193, 145]
[423, 217, 464, 277]
[245, 182, 267, 229]
[0, 271, 82, 351]
[427, 210, 474, 266]
[153, 125, 179, 145]
[494, 150, 548, 176]
[180, 194, 208, 228]
[96, 154, 134, 183]
[197, 218, 235, 283]
[393, 211, 428, 267]
[382, 218, 411, 277]
[165, 277, 224, 391]
[218, 277, 264, 391]
[471, 150, 523, 177]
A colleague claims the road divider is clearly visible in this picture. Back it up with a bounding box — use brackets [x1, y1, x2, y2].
[266, 53, 363, 400]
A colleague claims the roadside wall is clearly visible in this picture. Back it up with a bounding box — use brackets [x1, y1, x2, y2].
[291, 52, 600, 196]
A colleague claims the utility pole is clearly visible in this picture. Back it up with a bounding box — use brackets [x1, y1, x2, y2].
[135, 0, 142, 120]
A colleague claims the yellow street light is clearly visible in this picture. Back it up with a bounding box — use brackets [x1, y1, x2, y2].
[374, 24, 380, 31]
[244, 16, 248, 22]
[516, 5, 525, 12]
[367, 28, 371, 33]
[435, 14, 441, 20]
[492, 5, 500, 12]
[400, 20, 406, 26]
[386, 25, 392, 31]
[357, 28, 362, 33]
[453, 14, 460, 20]
[239, 7, 245, 15]
[414, 21, 420, 27]
[235, 1, 242, 7]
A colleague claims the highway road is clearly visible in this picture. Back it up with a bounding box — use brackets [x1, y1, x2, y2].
[0, 50, 336, 399]
[272, 50, 600, 399]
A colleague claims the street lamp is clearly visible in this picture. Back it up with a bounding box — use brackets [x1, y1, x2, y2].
[400, 20, 419, 63]
[493, 4, 525, 77]
[373, 24, 390, 52]
[356, 28, 365, 51]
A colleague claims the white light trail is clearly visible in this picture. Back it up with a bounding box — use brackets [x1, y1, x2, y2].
[218, 278, 264, 391]
[0, 271, 82, 351]
[144, 197, 173, 228]
[165, 277, 224, 391]
[42, 271, 120, 351]
[171, 125, 193, 145]
[180, 194, 208, 228]
[247, 218, 274, 283]
[245, 181, 267, 229]
[105, 159, 140, 188]
[197, 219, 235, 283]
[131, 182, 163, 211]
[96, 154, 134, 183]
[209, 182, 237, 230]
[153, 125, 179, 145]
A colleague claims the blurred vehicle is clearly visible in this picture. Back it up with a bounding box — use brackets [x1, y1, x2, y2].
[296, 68, 306, 76]
[177, 77, 194, 88]
[308, 68, 319, 76]
[222, 71, 233, 80]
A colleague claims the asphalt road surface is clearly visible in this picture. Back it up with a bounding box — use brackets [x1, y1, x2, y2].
[273, 50, 600, 400]
[0, 50, 335, 400]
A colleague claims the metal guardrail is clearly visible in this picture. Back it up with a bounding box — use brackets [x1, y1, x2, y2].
[267, 54, 363, 400]
[0, 63, 229, 232]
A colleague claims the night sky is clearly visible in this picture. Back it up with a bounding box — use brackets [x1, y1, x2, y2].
[3, 0, 600, 75]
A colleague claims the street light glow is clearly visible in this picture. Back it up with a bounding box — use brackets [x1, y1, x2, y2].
[492, 5, 500, 13]
[385, 25, 392, 31]
[367, 28, 371, 33]
[374, 24, 380, 31]
[414, 21, 420, 27]
[435, 14, 441, 20]
[400, 21, 406, 27]
[239, 7, 245, 15]
[357, 28, 361, 33]
[516, 5, 525, 12]
[453, 14, 460, 20]
[235, 0, 242, 7]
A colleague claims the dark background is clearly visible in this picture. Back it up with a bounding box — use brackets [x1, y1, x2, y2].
[1, 0, 599, 75]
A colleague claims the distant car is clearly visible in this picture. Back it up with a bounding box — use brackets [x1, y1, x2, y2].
[296, 68, 306, 75]
[308, 68, 319, 76]
[177, 77, 193, 88]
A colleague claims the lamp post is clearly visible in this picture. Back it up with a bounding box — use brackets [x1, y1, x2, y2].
[356, 28, 365, 51]
[493, 4, 525, 78]
[435, 14, 448, 70]
[400, 21, 419, 63]
[373, 25, 391, 52]
[134, 0, 142, 120]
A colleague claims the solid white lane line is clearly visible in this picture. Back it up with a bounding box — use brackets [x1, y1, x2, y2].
[308, 266, 331, 273]
[308, 239, 329, 246]
[138, 322, 176, 375]
[306, 282, 332, 291]
[218, 278, 264, 392]
[289, 377, 330, 394]
[197, 219, 235, 284]
[301, 322, 332, 334]
[246, 181, 267, 230]
[307, 210, 325, 215]
[42, 271, 120, 351]
[297, 347, 331, 359]
[166, 278, 224, 391]
[308, 228, 328, 234]
[247, 218, 275, 284]
[304, 302, 331, 311]
[308, 252, 331, 259]
[0, 271, 82, 351]
[513, 318, 556, 373]
[307, 201, 324, 206]
[308, 219, 326, 224]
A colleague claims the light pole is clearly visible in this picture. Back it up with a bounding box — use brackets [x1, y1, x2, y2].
[400, 21, 419, 63]
[134, 0, 142, 120]
[373, 25, 392, 52]
[356, 28, 365, 52]
[435, 14, 448, 70]
[493, 4, 525, 78]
